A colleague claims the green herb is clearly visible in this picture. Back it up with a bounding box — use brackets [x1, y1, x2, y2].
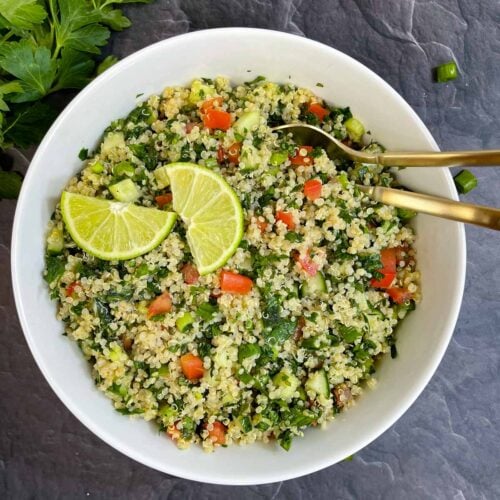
[246, 75, 266, 85]
[240, 416, 252, 433]
[78, 148, 89, 160]
[93, 298, 113, 328]
[358, 253, 382, 274]
[454, 169, 477, 194]
[284, 231, 303, 243]
[337, 324, 362, 343]
[316, 82, 324, 87]
[96, 55, 118, 75]
[238, 343, 261, 363]
[44, 254, 66, 285]
[0, 0, 153, 199]
[396, 207, 417, 221]
[278, 430, 293, 451]
[196, 302, 218, 321]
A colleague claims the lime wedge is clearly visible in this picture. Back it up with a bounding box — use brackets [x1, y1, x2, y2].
[60, 192, 177, 261]
[165, 162, 244, 275]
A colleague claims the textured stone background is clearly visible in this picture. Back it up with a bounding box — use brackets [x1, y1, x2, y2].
[1, 0, 500, 498]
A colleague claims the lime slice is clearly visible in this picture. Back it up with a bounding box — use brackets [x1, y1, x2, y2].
[165, 162, 244, 275]
[60, 192, 177, 261]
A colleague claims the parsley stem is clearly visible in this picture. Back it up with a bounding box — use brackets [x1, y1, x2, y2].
[1, 30, 14, 43]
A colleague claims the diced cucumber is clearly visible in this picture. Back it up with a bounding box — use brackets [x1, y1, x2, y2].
[272, 369, 300, 400]
[305, 369, 330, 398]
[176, 312, 194, 332]
[234, 110, 261, 135]
[47, 227, 64, 254]
[344, 117, 365, 143]
[300, 271, 326, 297]
[153, 165, 171, 189]
[109, 178, 139, 202]
[188, 79, 216, 104]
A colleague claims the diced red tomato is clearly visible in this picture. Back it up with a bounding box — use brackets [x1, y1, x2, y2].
[220, 270, 253, 294]
[387, 287, 413, 304]
[180, 353, 204, 380]
[290, 145, 313, 166]
[380, 248, 397, 273]
[226, 142, 241, 164]
[203, 109, 232, 130]
[166, 422, 181, 441]
[275, 210, 296, 230]
[303, 179, 322, 201]
[185, 122, 198, 133]
[370, 248, 397, 288]
[65, 281, 80, 297]
[147, 291, 172, 318]
[308, 102, 329, 122]
[200, 96, 223, 113]
[205, 421, 227, 445]
[293, 249, 318, 277]
[256, 219, 268, 233]
[155, 193, 173, 208]
[181, 263, 199, 284]
[371, 272, 396, 288]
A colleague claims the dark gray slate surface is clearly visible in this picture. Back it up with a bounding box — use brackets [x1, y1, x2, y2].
[1, 1, 500, 498]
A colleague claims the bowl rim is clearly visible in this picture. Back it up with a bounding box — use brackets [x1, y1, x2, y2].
[11, 27, 466, 485]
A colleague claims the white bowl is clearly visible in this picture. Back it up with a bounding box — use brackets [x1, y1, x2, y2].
[11, 28, 466, 485]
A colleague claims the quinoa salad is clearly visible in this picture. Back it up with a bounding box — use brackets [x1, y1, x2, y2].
[44, 76, 420, 452]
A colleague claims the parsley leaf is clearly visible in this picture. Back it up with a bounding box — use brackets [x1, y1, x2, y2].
[0, 41, 57, 103]
[55, 0, 110, 55]
[93, 0, 153, 31]
[0, 0, 47, 30]
[0, 170, 22, 199]
[0, 81, 23, 111]
[53, 48, 95, 90]
[3, 101, 57, 149]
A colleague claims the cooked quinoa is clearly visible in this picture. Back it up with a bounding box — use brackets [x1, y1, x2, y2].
[44, 77, 420, 452]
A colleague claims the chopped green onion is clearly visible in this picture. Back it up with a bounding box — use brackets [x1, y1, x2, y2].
[90, 161, 104, 174]
[204, 157, 218, 168]
[176, 312, 194, 332]
[112, 161, 135, 177]
[435, 61, 458, 83]
[454, 169, 477, 194]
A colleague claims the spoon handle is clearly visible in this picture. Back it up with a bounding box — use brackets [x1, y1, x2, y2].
[376, 150, 500, 167]
[358, 185, 500, 230]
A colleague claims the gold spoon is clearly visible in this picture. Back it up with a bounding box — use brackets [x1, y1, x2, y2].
[272, 123, 500, 167]
[272, 123, 500, 230]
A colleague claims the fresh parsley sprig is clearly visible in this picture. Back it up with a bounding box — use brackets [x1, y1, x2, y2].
[0, 0, 152, 198]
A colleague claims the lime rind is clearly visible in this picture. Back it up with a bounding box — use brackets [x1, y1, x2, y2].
[60, 191, 177, 261]
[165, 162, 244, 275]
